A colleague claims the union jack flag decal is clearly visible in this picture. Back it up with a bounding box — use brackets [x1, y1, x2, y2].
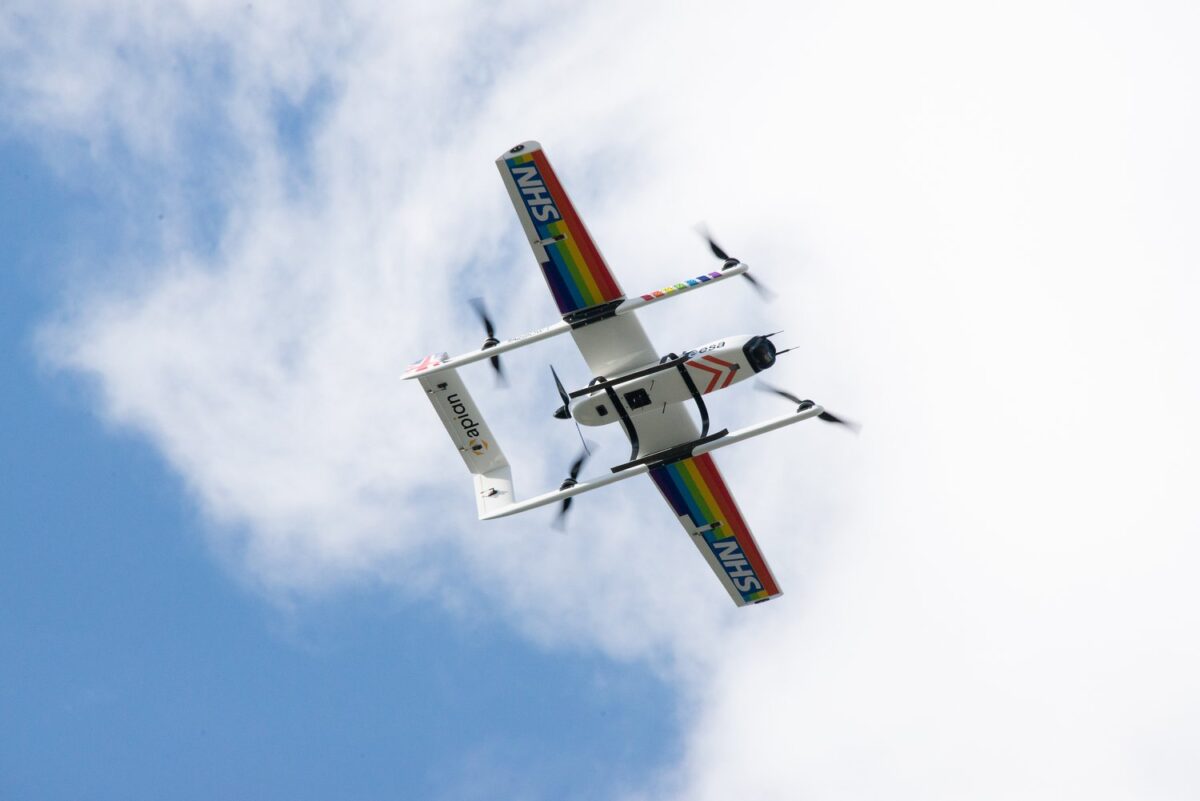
[405, 352, 448, 375]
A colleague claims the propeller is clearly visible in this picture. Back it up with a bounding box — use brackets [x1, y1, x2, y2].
[697, 226, 774, 300]
[550, 364, 591, 453]
[552, 445, 593, 530]
[757, 382, 861, 434]
[469, 297, 505, 382]
[550, 364, 571, 418]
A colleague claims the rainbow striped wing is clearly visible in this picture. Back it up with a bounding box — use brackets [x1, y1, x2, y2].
[497, 142, 625, 316]
[649, 453, 783, 606]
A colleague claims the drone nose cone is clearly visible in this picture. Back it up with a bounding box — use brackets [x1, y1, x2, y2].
[554, 405, 571, 420]
[743, 335, 778, 372]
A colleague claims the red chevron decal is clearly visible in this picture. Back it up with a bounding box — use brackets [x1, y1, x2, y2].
[687, 355, 740, 394]
[687, 359, 723, 393]
[703, 355, 739, 389]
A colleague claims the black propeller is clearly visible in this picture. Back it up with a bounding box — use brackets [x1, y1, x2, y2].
[757, 382, 861, 434]
[550, 364, 571, 419]
[698, 226, 774, 301]
[550, 364, 591, 453]
[469, 297, 505, 381]
[553, 446, 593, 530]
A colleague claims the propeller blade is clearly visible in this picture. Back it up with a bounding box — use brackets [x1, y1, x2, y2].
[572, 418, 590, 453]
[554, 445, 594, 530]
[568, 441, 595, 475]
[468, 297, 496, 338]
[567, 455, 585, 480]
[552, 497, 572, 531]
[818, 411, 862, 434]
[762, 382, 861, 432]
[470, 297, 505, 378]
[757, 382, 807, 407]
[697, 225, 772, 297]
[697, 224, 733, 262]
[742, 271, 775, 301]
[708, 238, 731, 262]
[550, 364, 570, 408]
[549, 365, 590, 449]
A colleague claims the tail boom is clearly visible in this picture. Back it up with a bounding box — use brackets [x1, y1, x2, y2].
[401, 265, 750, 382]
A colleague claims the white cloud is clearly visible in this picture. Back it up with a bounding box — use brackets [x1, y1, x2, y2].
[8, 0, 1200, 797]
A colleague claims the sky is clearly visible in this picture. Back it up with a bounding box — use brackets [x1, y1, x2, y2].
[2, 1, 1199, 799]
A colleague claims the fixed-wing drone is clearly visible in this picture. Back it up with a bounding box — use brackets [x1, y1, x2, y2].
[405, 141, 855, 606]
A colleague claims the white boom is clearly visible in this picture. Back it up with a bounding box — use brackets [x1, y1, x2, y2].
[402, 263, 749, 381]
[477, 404, 824, 520]
[416, 356, 826, 522]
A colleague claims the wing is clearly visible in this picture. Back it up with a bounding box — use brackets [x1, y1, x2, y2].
[648, 452, 783, 606]
[497, 141, 699, 459]
[497, 141, 625, 317]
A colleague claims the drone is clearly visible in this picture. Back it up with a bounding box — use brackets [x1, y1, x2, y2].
[404, 141, 856, 606]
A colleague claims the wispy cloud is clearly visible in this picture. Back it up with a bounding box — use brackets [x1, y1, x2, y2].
[7, 0, 1200, 797]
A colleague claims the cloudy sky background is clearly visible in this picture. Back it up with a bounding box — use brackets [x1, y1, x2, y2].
[3, 0, 1198, 798]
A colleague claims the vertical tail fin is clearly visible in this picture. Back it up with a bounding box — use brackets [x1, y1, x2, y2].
[416, 360, 513, 518]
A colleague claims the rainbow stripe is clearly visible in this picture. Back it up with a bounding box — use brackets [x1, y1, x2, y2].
[641, 271, 722, 301]
[504, 150, 624, 315]
[649, 453, 781, 604]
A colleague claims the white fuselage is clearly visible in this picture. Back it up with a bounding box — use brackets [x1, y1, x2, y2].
[571, 334, 768, 427]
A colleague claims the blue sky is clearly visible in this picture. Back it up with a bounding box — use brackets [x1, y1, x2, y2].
[0, 109, 675, 801]
[4, 2, 1200, 800]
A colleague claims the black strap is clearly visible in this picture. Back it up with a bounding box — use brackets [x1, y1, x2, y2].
[568, 354, 688, 399]
[602, 383, 640, 462]
[674, 361, 710, 437]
